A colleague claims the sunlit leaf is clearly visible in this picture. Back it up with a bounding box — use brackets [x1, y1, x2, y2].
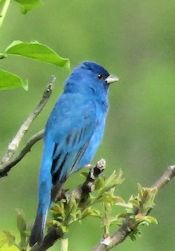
[136, 215, 158, 225]
[81, 207, 101, 219]
[95, 176, 105, 190]
[0, 238, 6, 248]
[0, 68, 28, 91]
[0, 246, 19, 251]
[3, 231, 15, 247]
[3, 40, 70, 69]
[13, 0, 42, 14]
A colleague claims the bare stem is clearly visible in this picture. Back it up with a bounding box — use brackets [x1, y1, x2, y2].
[61, 238, 69, 251]
[152, 165, 175, 190]
[0, 129, 44, 178]
[0, 76, 55, 167]
[0, 0, 11, 29]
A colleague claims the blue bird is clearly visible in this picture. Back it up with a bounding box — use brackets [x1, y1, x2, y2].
[29, 61, 119, 246]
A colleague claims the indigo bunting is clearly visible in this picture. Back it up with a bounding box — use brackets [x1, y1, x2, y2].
[29, 61, 119, 246]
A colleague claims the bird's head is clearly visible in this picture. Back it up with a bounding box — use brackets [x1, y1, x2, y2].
[64, 61, 119, 98]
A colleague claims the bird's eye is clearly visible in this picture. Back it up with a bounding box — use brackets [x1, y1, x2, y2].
[98, 74, 104, 80]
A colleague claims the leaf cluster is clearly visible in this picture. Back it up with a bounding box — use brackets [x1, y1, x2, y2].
[0, 210, 30, 250]
[0, 169, 158, 250]
[0, 1, 70, 91]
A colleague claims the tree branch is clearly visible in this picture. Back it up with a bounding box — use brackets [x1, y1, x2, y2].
[0, 75, 56, 174]
[29, 159, 106, 251]
[29, 227, 64, 251]
[65, 159, 106, 203]
[152, 165, 175, 190]
[30, 164, 175, 251]
[92, 165, 175, 251]
[0, 129, 44, 178]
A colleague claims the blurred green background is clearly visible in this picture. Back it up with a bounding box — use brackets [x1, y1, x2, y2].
[0, 0, 175, 250]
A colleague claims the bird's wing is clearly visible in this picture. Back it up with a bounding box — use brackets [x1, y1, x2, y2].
[45, 93, 97, 185]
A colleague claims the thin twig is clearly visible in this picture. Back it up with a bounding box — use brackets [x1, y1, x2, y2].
[29, 159, 106, 251]
[152, 165, 175, 190]
[80, 159, 106, 202]
[65, 159, 106, 203]
[60, 238, 69, 251]
[0, 129, 44, 178]
[0, 75, 55, 167]
[0, 0, 11, 29]
[92, 165, 175, 251]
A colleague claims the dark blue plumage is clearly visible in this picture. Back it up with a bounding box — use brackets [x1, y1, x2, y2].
[29, 61, 118, 246]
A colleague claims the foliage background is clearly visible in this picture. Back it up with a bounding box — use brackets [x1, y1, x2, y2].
[0, 0, 175, 250]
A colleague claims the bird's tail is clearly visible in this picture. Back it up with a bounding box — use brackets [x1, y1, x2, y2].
[29, 205, 47, 246]
[29, 182, 63, 247]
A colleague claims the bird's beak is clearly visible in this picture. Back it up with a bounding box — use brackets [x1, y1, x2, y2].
[105, 75, 119, 84]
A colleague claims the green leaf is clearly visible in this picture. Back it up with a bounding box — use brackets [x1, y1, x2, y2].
[103, 192, 125, 205]
[137, 184, 157, 212]
[136, 215, 158, 226]
[129, 228, 141, 241]
[59, 225, 68, 234]
[3, 40, 70, 69]
[0, 238, 6, 248]
[80, 171, 89, 178]
[51, 202, 65, 220]
[0, 68, 28, 91]
[81, 207, 101, 219]
[16, 210, 27, 249]
[95, 176, 105, 190]
[0, 53, 7, 59]
[16, 210, 26, 233]
[104, 170, 124, 190]
[14, 0, 42, 14]
[144, 215, 158, 225]
[3, 231, 15, 247]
